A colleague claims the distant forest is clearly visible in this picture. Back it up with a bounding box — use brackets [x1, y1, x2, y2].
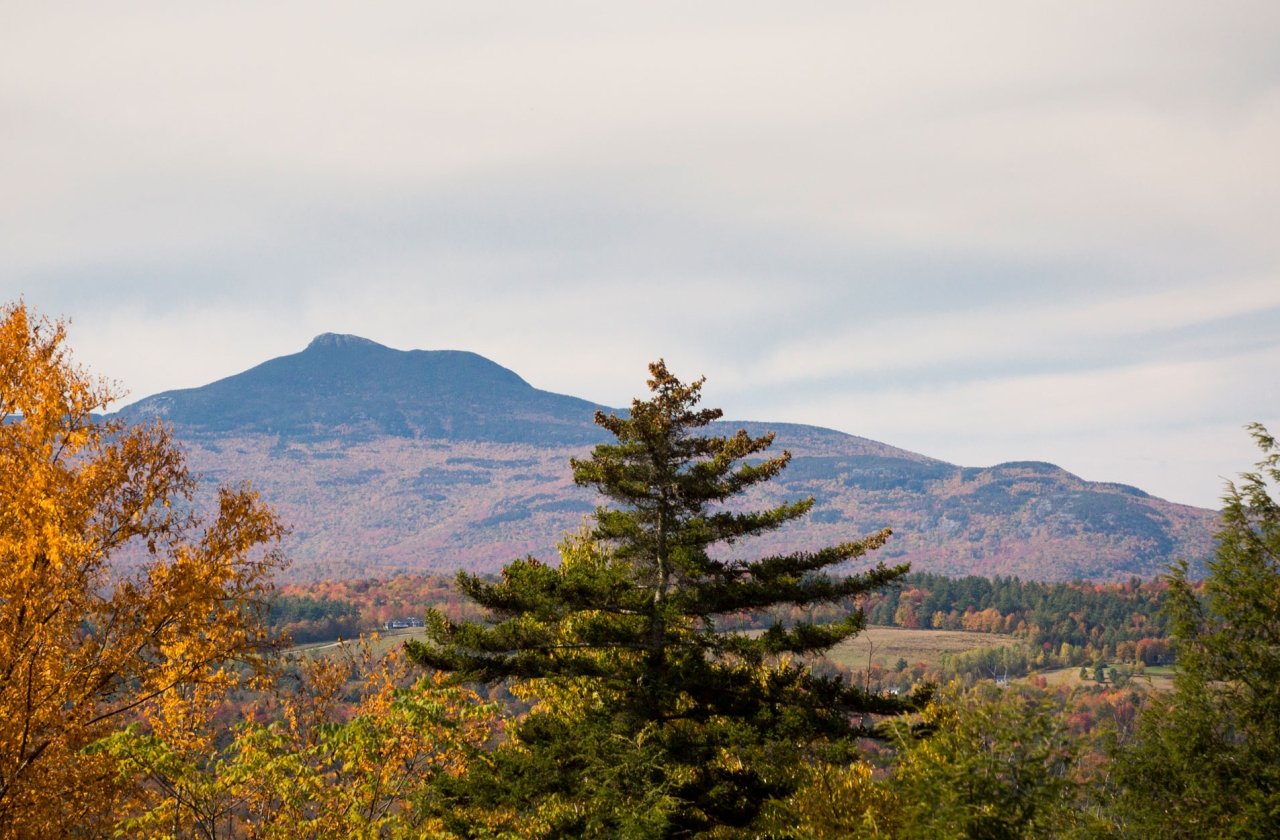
[271, 570, 1176, 667]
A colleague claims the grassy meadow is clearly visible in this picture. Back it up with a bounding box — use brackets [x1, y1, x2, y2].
[825, 625, 1022, 671]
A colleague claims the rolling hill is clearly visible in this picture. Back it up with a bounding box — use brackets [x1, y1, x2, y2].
[116, 335, 1218, 582]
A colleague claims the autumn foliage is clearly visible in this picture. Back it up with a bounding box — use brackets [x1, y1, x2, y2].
[97, 641, 498, 839]
[0, 303, 285, 836]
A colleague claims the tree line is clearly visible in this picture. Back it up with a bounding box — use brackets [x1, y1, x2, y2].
[273, 566, 1178, 678]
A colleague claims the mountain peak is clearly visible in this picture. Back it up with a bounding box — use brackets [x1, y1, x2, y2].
[305, 333, 385, 351]
[116, 335, 608, 444]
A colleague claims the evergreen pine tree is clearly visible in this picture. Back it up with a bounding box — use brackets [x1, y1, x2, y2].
[408, 361, 917, 836]
[1108, 423, 1280, 837]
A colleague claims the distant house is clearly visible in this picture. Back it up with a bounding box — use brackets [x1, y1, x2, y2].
[383, 617, 425, 630]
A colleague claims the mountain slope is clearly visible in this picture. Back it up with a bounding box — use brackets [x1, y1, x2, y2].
[114, 336, 1217, 582]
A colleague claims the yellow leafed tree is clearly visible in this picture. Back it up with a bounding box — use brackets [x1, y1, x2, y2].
[99, 641, 500, 839]
[0, 302, 285, 837]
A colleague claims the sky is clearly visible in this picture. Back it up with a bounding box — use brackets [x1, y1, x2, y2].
[3, 2, 1278, 510]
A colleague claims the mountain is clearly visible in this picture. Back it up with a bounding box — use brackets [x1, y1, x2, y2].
[115, 335, 1217, 583]
[120, 333, 608, 444]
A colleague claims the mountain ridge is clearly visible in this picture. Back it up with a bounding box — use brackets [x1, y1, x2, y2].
[114, 335, 1217, 583]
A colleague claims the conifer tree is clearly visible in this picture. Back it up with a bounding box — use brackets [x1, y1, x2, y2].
[1108, 423, 1280, 837]
[409, 361, 917, 836]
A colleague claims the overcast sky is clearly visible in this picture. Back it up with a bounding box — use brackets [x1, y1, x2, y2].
[4, 2, 1278, 509]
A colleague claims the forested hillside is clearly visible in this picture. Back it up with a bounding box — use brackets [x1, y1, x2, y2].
[115, 334, 1217, 582]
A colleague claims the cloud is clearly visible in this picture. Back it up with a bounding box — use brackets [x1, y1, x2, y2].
[739, 278, 1280, 391]
[6, 3, 1277, 272]
[757, 343, 1280, 508]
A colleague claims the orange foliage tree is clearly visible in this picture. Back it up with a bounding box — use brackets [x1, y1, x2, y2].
[0, 303, 285, 837]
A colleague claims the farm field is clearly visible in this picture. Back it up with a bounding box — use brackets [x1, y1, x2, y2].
[292, 625, 1020, 673]
[823, 625, 1021, 670]
[1030, 664, 1177, 693]
[287, 627, 429, 660]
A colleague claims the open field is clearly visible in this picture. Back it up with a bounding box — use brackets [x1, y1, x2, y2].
[292, 625, 1023, 672]
[293, 627, 1018, 670]
[287, 627, 428, 660]
[1030, 665, 1177, 693]
[825, 626, 1022, 670]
